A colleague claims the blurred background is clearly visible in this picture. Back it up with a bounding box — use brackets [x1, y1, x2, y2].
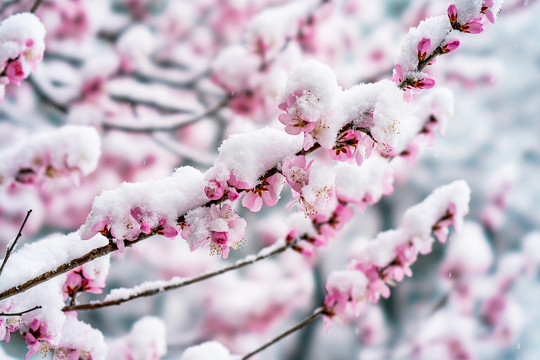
[0, 0, 539, 359]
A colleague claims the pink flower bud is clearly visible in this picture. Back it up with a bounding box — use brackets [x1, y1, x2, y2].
[415, 77, 435, 89]
[447, 4, 458, 24]
[204, 179, 225, 200]
[442, 40, 460, 53]
[461, 19, 484, 34]
[6, 60, 25, 85]
[212, 231, 229, 245]
[417, 38, 431, 61]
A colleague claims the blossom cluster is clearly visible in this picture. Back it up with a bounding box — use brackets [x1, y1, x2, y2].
[323, 181, 471, 324]
[0, 12, 46, 101]
[0, 126, 101, 191]
[393, 0, 503, 101]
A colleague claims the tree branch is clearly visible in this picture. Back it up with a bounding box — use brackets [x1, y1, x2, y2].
[241, 307, 326, 360]
[0, 305, 41, 317]
[103, 95, 231, 133]
[0, 209, 32, 279]
[63, 239, 296, 312]
[0, 231, 155, 302]
[30, 0, 44, 13]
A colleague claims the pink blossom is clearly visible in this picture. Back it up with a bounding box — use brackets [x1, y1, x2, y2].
[281, 155, 313, 193]
[23, 319, 53, 360]
[417, 38, 431, 61]
[0, 302, 19, 342]
[442, 40, 460, 53]
[278, 90, 318, 135]
[413, 76, 435, 89]
[242, 174, 284, 212]
[447, 4, 458, 25]
[205, 179, 225, 200]
[324, 270, 369, 320]
[461, 19, 484, 34]
[156, 218, 178, 239]
[6, 60, 26, 85]
[482, 0, 496, 23]
[392, 64, 403, 84]
[130, 207, 152, 234]
[292, 241, 314, 257]
[63, 266, 106, 300]
[208, 204, 246, 259]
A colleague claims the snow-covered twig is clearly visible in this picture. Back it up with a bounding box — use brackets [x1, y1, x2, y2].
[62, 238, 296, 312]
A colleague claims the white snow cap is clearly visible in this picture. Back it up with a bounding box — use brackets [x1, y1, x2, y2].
[441, 221, 494, 276]
[244, 0, 318, 54]
[402, 180, 470, 236]
[57, 316, 107, 360]
[180, 341, 240, 360]
[209, 127, 303, 187]
[80, 166, 207, 241]
[396, 15, 451, 73]
[212, 45, 260, 91]
[0, 12, 46, 63]
[0, 125, 101, 188]
[339, 80, 406, 149]
[278, 60, 340, 122]
[334, 156, 394, 204]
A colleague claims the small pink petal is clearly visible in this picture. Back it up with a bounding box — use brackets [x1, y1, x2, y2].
[116, 239, 125, 253]
[140, 222, 151, 234]
[443, 40, 460, 53]
[90, 219, 109, 236]
[417, 38, 431, 60]
[485, 10, 495, 23]
[447, 4, 458, 23]
[160, 226, 178, 239]
[462, 20, 484, 34]
[418, 77, 435, 89]
[242, 191, 263, 212]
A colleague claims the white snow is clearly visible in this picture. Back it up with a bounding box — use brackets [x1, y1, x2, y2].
[209, 127, 303, 187]
[179, 341, 239, 360]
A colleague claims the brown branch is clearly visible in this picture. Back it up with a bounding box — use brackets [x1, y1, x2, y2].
[63, 239, 295, 312]
[398, 44, 445, 90]
[0, 209, 32, 278]
[241, 307, 326, 360]
[0, 231, 155, 302]
[30, 0, 44, 13]
[0, 305, 41, 317]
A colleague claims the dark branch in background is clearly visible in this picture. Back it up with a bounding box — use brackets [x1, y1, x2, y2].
[241, 307, 327, 360]
[28, 78, 69, 114]
[0, 305, 41, 316]
[30, 0, 44, 13]
[109, 95, 198, 115]
[287, 265, 326, 360]
[103, 95, 231, 133]
[0, 209, 32, 278]
[62, 239, 297, 312]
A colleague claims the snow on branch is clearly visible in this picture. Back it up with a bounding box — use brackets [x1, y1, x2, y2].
[0, 125, 101, 190]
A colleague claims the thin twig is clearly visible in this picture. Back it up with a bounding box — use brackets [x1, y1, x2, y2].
[30, 0, 44, 13]
[241, 307, 326, 360]
[62, 240, 295, 312]
[0, 305, 41, 317]
[0, 209, 32, 279]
